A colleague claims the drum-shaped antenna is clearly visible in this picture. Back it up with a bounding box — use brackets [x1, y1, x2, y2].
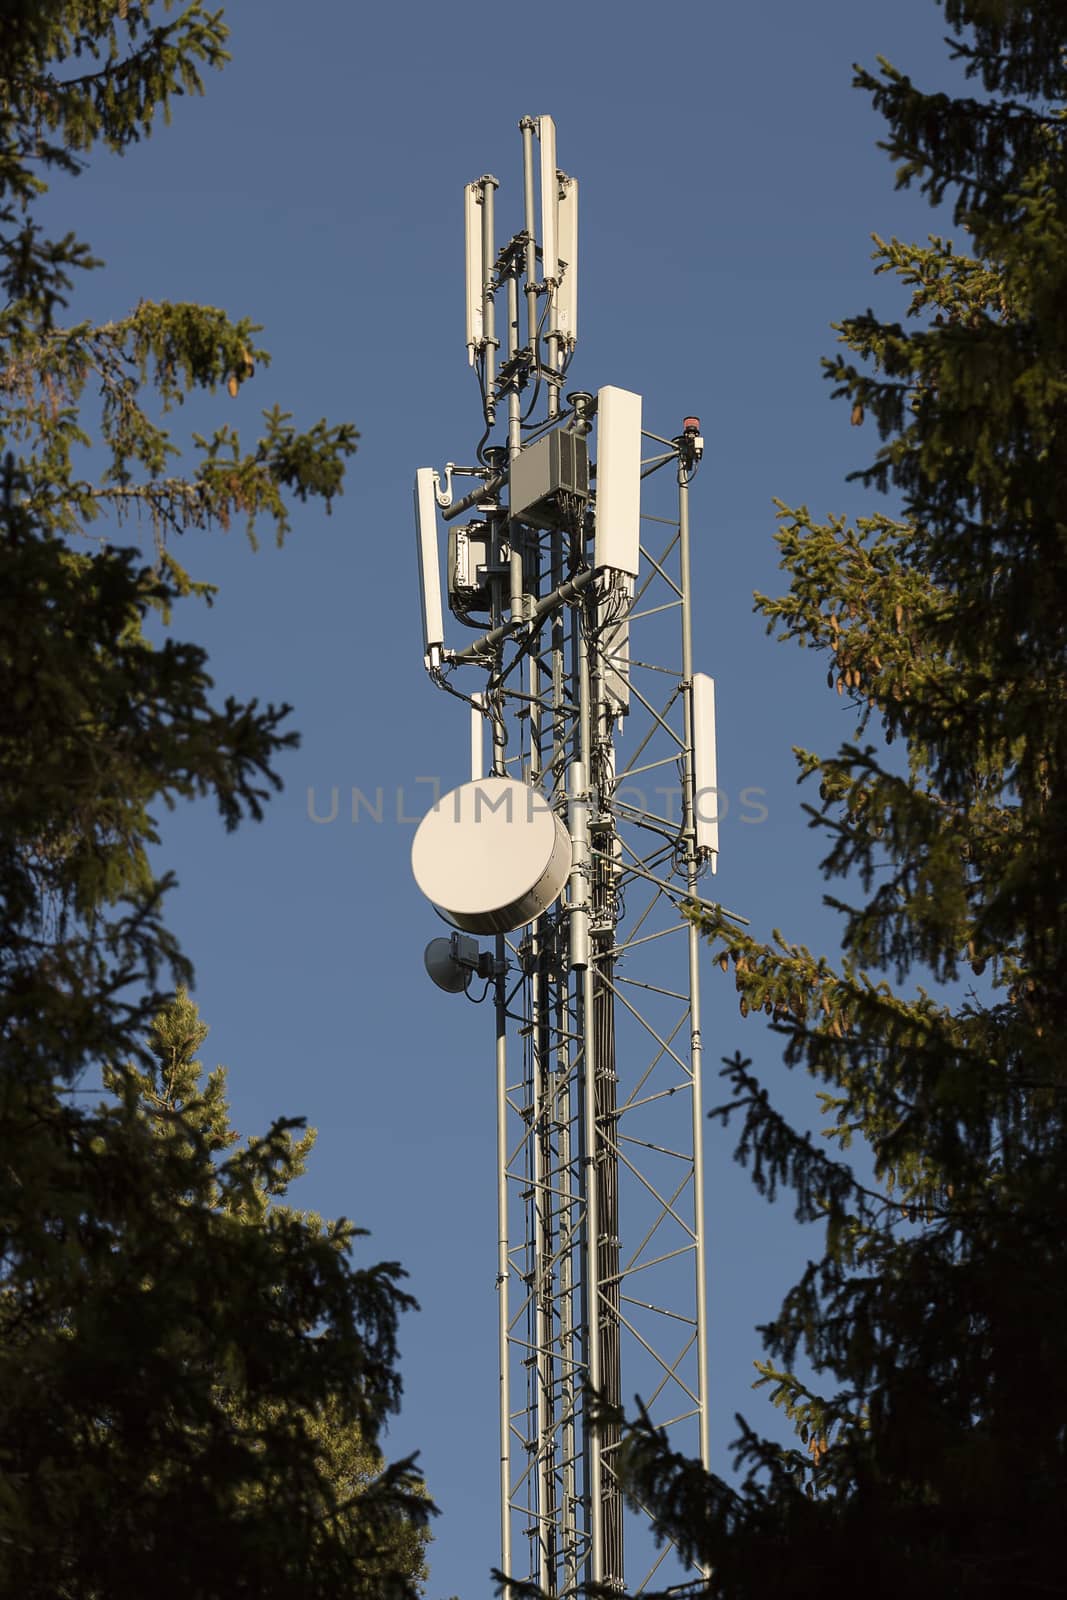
[412, 777, 571, 934]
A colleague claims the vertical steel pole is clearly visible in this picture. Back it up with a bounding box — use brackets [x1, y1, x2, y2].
[555, 531, 580, 1592]
[576, 617, 603, 1590]
[678, 457, 712, 1504]
[557, 1058, 579, 1596]
[528, 555, 552, 1589]
[496, 952, 513, 1597]
[532, 952, 553, 1590]
[589, 601, 623, 1590]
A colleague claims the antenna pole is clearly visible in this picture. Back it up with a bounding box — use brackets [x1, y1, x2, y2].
[679, 452, 713, 1517]
[577, 612, 604, 1586]
[497, 961, 513, 1600]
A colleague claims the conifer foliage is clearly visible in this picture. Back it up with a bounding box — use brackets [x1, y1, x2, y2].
[614, 4, 1067, 1595]
[0, 4, 429, 1595]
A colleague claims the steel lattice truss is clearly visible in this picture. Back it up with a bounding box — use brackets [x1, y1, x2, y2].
[441, 437, 724, 1597]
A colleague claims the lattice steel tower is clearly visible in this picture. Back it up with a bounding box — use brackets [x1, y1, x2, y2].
[412, 116, 738, 1597]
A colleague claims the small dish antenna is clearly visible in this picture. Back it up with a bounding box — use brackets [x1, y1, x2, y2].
[424, 932, 491, 993]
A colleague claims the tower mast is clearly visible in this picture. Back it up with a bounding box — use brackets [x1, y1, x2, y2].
[413, 116, 740, 1596]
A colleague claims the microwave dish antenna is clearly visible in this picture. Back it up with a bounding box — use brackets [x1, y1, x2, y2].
[412, 777, 571, 936]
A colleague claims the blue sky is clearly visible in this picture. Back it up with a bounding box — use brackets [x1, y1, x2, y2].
[45, 1, 977, 1592]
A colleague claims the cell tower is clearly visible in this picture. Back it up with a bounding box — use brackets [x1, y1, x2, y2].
[412, 116, 740, 1596]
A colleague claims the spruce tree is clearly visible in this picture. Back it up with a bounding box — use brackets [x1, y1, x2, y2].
[0, 979, 432, 1597]
[613, 3, 1067, 1595]
[108, 991, 431, 1592]
[0, 5, 430, 1593]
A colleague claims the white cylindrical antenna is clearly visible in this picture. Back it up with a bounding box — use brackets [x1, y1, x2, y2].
[414, 468, 445, 666]
[538, 115, 558, 283]
[465, 182, 485, 366]
[481, 176, 498, 413]
[471, 691, 485, 781]
[556, 175, 578, 346]
[691, 672, 719, 871]
[593, 386, 642, 577]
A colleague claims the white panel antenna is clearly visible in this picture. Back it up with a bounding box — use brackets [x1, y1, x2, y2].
[691, 672, 719, 870]
[556, 176, 578, 345]
[465, 182, 484, 365]
[538, 115, 558, 282]
[593, 386, 642, 577]
[600, 577, 632, 716]
[414, 468, 444, 665]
